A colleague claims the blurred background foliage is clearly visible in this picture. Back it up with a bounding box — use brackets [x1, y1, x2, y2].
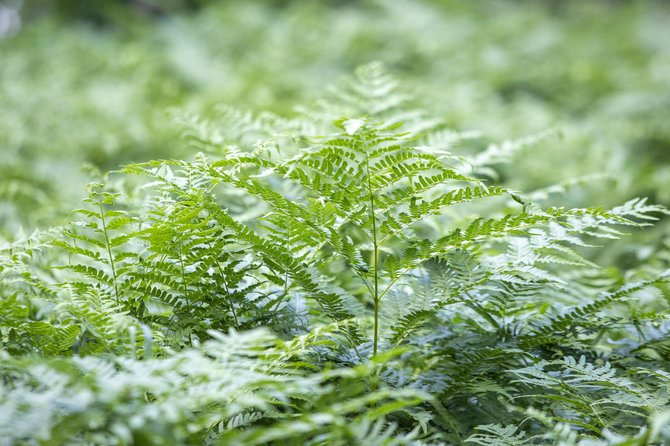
[1, 0, 669, 268]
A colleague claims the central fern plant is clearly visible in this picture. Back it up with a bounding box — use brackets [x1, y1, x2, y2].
[127, 81, 646, 363]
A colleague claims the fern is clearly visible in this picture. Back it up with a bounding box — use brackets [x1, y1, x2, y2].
[154, 113, 631, 365]
[466, 424, 535, 446]
[118, 68, 669, 443]
[509, 356, 661, 436]
[2, 64, 670, 445]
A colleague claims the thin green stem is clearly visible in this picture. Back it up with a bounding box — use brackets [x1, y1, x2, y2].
[177, 241, 194, 347]
[214, 257, 239, 327]
[360, 130, 379, 359]
[98, 192, 119, 304]
[272, 219, 293, 312]
[357, 128, 381, 399]
[372, 234, 379, 358]
[177, 242, 190, 308]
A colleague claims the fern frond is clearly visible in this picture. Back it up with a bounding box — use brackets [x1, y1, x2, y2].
[523, 271, 670, 346]
[466, 423, 533, 446]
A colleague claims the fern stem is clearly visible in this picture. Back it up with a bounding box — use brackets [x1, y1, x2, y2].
[372, 242, 379, 358]
[98, 191, 119, 304]
[359, 127, 381, 399]
[177, 242, 191, 309]
[176, 241, 195, 347]
[272, 218, 293, 312]
[215, 259, 239, 327]
[361, 129, 380, 359]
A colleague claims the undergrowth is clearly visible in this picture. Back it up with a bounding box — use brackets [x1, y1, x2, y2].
[1, 65, 670, 445]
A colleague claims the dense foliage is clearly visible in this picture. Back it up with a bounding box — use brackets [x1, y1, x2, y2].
[2, 1, 670, 445]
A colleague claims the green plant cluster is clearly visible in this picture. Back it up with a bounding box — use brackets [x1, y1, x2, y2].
[2, 65, 670, 445]
[2, 1, 670, 444]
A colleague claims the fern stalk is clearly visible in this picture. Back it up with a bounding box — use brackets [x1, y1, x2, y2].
[362, 132, 381, 359]
[98, 189, 119, 303]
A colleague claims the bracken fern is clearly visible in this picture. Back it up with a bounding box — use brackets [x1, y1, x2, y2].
[2, 65, 670, 445]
